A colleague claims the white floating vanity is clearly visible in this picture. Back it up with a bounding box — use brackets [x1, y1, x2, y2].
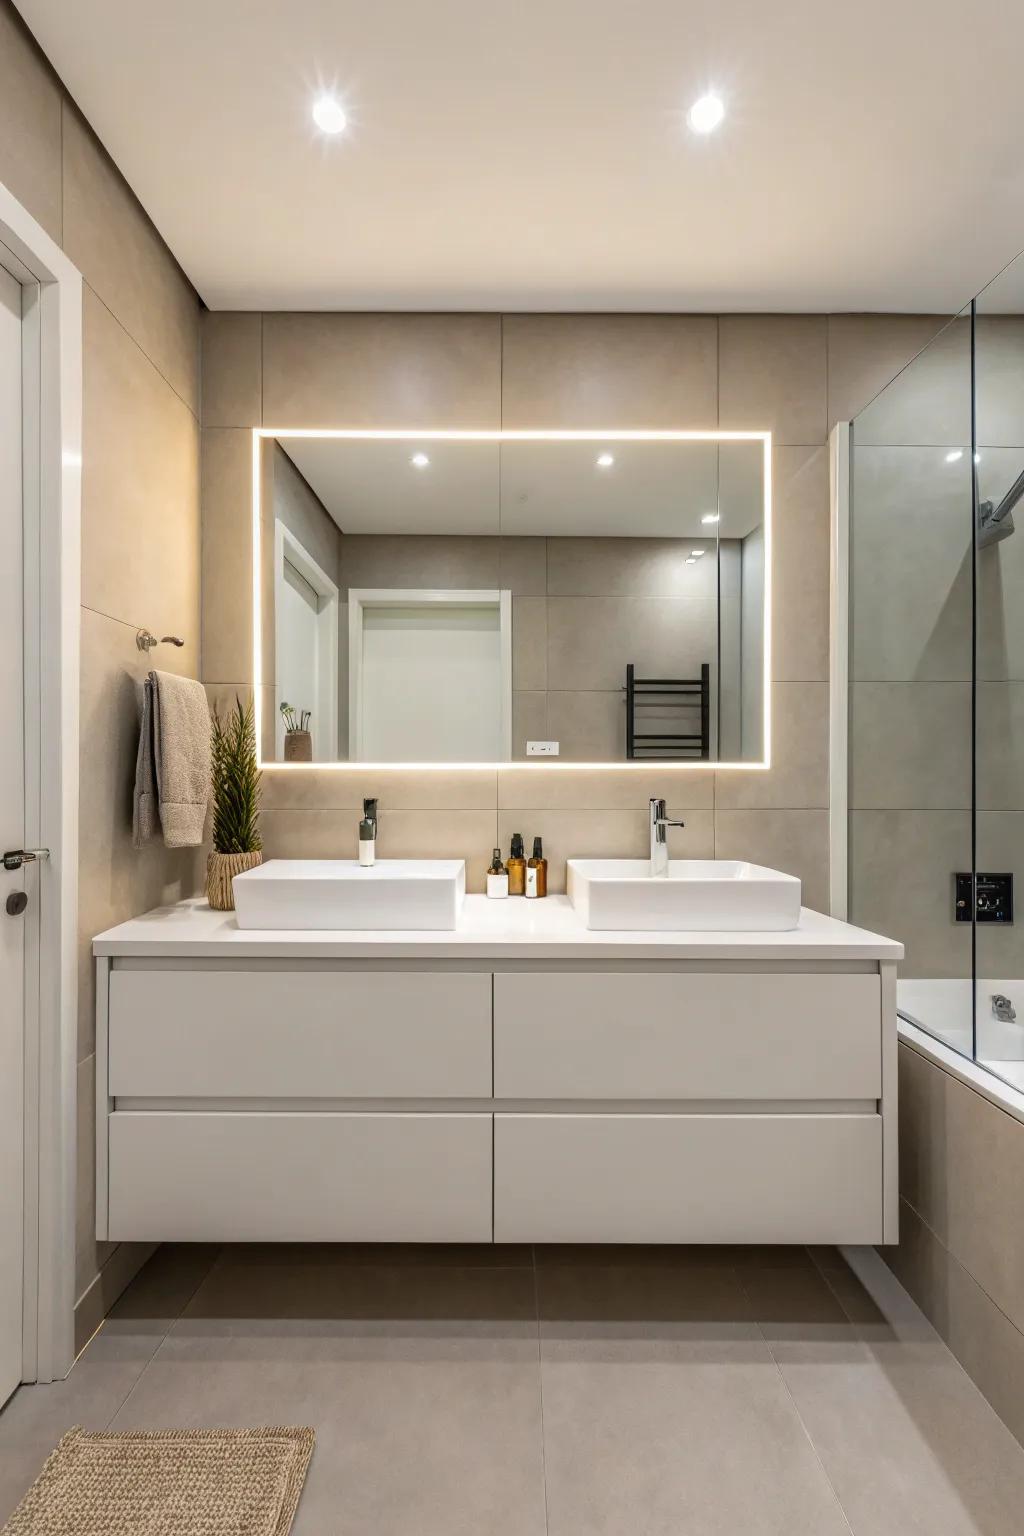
[94, 888, 902, 1248]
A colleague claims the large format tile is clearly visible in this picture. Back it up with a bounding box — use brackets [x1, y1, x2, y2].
[545, 691, 623, 762]
[848, 810, 970, 976]
[512, 598, 547, 691]
[772, 447, 829, 681]
[262, 313, 501, 428]
[778, 1248, 1024, 1536]
[714, 809, 829, 913]
[497, 808, 712, 892]
[977, 685, 1024, 807]
[546, 596, 716, 692]
[827, 314, 951, 427]
[537, 1263, 849, 1536]
[718, 316, 827, 446]
[853, 313, 972, 448]
[259, 766, 497, 812]
[850, 682, 972, 809]
[500, 314, 717, 430]
[977, 482, 1024, 681]
[850, 446, 973, 682]
[0, 1442, 55, 1526]
[0, 3, 61, 243]
[716, 683, 828, 809]
[545, 536, 717, 599]
[201, 428, 257, 684]
[81, 288, 201, 634]
[975, 811, 1024, 987]
[338, 533, 500, 590]
[974, 316, 1024, 448]
[201, 312, 262, 428]
[496, 765, 714, 810]
[63, 106, 199, 414]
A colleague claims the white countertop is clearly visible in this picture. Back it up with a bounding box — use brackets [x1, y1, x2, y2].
[93, 896, 904, 962]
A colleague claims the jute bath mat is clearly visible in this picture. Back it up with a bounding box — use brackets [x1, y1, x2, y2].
[1, 1425, 315, 1535]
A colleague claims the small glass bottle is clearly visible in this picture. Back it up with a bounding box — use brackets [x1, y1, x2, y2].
[526, 836, 548, 899]
[506, 833, 527, 896]
[486, 847, 509, 898]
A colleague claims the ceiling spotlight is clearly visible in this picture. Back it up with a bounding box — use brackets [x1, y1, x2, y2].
[688, 92, 725, 134]
[410, 452, 430, 469]
[945, 450, 963, 463]
[596, 453, 615, 469]
[312, 95, 347, 135]
[701, 512, 720, 525]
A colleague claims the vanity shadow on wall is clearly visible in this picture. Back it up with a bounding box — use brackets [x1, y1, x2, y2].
[258, 432, 770, 766]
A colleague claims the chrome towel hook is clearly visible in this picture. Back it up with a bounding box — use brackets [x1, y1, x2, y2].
[136, 629, 185, 652]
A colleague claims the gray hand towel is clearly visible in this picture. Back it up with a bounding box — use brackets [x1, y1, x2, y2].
[151, 670, 212, 847]
[133, 670, 211, 848]
[132, 676, 160, 848]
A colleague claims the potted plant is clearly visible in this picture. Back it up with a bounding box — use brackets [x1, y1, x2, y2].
[280, 701, 313, 762]
[207, 696, 263, 911]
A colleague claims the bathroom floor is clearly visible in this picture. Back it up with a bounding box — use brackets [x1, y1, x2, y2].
[1, 1242, 1023, 1534]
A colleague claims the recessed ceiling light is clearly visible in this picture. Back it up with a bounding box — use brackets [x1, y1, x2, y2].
[312, 94, 347, 135]
[688, 92, 725, 135]
[690, 548, 706, 558]
[701, 512, 720, 525]
[596, 453, 615, 469]
[410, 452, 430, 469]
[945, 449, 963, 463]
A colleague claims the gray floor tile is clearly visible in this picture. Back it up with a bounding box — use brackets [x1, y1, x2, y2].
[221, 1241, 533, 1269]
[0, 1441, 53, 1524]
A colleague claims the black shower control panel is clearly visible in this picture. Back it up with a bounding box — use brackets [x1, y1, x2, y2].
[954, 872, 1013, 924]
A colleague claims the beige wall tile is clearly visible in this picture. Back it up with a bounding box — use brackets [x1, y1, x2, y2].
[546, 596, 716, 691]
[259, 766, 497, 812]
[772, 447, 829, 682]
[201, 311, 262, 428]
[851, 446, 972, 683]
[78, 609, 203, 1060]
[497, 765, 714, 810]
[971, 316, 1024, 448]
[716, 683, 827, 810]
[0, 3, 61, 242]
[848, 810, 970, 975]
[498, 537, 546, 595]
[201, 428, 257, 684]
[500, 314, 717, 429]
[512, 597, 547, 690]
[546, 536, 717, 599]
[545, 691, 623, 762]
[338, 533, 499, 591]
[718, 316, 826, 445]
[258, 809, 358, 861]
[63, 106, 199, 414]
[81, 287, 200, 636]
[497, 808, 713, 893]
[975, 812, 1024, 987]
[827, 314, 951, 426]
[896, 1043, 949, 1233]
[512, 691, 547, 755]
[851, 682, 972, 809]
[977, 484, 1024, 682]
[853, 314, 971, 448]
[714, 809, 828, 912]
[377, 811, 500, 890]
[262, 313, 501, 428]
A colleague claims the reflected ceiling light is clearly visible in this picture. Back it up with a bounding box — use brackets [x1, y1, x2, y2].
[701, 512, 720, 524]
[596, 452, 615, 469]
[685, 556, 698, 564]
[945, 449, 963, 463]
[974, 451, 982, 463]
[312, 94, 347, 135]
[410, 452, 430, 469]
[688, 92, 725, 134]
[690, 548, 706, 558]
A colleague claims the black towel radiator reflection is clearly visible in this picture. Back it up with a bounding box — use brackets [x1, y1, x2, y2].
[624, 663, 710, 760]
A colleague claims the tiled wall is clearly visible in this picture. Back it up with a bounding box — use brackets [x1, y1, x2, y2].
[205, 310, 949, 905]
[0, 3, 202, 1333]
[885, 1042, 1024, 1445]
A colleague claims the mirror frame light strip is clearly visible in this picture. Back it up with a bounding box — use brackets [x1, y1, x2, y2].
[251, 429, 772, 771]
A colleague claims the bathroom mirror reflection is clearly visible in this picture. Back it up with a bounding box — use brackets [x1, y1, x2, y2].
[256, 433, 769, 765]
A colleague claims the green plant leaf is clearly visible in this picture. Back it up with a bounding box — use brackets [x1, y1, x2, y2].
[210, 695, 263, 854]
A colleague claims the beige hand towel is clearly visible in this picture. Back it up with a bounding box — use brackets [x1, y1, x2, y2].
[132, 676, 160, 848]
[151, 670, 211, 847]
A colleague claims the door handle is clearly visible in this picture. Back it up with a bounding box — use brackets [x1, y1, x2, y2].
[3, 848, 50, 872]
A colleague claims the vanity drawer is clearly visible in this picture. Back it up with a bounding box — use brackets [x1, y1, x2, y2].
[494, 1112, 883, 1244]
[107, 969, 491, 1098]
[107, 1111, 492, 1242]
[493, 971, 880, 1101]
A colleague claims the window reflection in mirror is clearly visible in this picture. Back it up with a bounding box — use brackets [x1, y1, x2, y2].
[256, 433, 769, 766]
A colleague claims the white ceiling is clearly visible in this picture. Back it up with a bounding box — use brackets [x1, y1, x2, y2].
[280, 437, 764, 538]
[17, 0, 1024, 312]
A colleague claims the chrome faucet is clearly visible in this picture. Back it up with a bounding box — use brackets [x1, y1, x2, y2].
[649, 798, 685, 878]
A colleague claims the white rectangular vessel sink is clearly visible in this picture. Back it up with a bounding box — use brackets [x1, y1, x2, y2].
[232, 859, 466, 931]
[567, 858, 801, 932]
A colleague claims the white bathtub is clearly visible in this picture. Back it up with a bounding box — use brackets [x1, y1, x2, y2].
[898, 977, 1024, 1091]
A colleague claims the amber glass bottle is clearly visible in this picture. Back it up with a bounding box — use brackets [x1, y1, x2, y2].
[506, 833, 527, 896]
[526, 836, 548, 898]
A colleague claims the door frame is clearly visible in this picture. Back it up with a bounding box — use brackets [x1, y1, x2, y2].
[273, 520, 340, 759]
[348, 588, 513, 762]
[0, 181, 82, 1383]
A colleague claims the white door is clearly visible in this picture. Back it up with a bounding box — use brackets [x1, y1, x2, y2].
[0, 262, 25, 1406]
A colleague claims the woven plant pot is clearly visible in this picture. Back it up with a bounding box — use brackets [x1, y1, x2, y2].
[283, 730, 312, 763]
[207, 849, 262, 911]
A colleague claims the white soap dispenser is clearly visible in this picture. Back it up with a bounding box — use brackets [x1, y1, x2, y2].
[359, 798, 378, 867]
